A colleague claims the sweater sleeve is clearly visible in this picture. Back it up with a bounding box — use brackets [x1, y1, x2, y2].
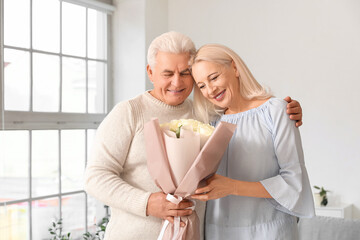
[84, 101, 151, 217]
[260, 99, 315, 218]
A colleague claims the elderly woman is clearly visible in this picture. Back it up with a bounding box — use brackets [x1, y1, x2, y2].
[191, 44, 315, 240]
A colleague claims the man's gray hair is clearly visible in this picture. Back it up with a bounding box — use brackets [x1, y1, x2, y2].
[147, 31, 196, 68]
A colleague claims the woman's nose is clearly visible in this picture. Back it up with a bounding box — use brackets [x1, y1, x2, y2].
[207, 84, 216, 96]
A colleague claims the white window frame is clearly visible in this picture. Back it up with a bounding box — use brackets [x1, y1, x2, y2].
[0, 0, 114, 238]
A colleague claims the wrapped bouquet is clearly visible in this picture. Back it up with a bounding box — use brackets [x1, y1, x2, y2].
[144, 118, 236, 240]
[160, 119, 215, 187]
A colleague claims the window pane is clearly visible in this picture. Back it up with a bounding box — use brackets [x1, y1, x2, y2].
[88, 9, 107, 60]
[87, 195, 107, 235]
[0, 203, 29, 240]
[32, 131, 59, 197]
[4, 0, 30, 48]
[62, 57, 86, 113]
[61, 130, 85, 193]
[62, 2, 86, 57]
[33, 0, 60, 53]
[88, 61, 105, 113]
[0, 131, 29, 203]
[4, 49, 31, 111]
[62, 194, 86, 239]
[32, 198, 59, 240]
[33, 53, 60, 112]
[86, 129, 96, 160]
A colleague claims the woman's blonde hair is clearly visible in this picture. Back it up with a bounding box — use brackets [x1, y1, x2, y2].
[190, 44, 273, 123]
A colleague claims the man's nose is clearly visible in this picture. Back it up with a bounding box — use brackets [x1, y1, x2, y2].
[172, 73, 182, 87]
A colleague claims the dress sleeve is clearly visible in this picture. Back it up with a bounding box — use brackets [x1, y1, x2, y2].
[84, 101, 151, 217]
[260, 99, 315, 218]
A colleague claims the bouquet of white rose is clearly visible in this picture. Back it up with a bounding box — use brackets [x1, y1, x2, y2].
[144, 118, 236, 240]
[160, 119, 215, 187]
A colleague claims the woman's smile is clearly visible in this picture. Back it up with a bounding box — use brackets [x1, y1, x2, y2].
[214, 90, 226, 101]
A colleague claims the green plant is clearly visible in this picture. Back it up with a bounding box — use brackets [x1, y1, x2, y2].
[83, 216, 109, 240]
[48, 218, 71, 240]
[313, 185, 330, 206]
[49, 205, 110, 240]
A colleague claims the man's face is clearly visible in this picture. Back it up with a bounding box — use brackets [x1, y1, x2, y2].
[147, 51, 194, 106]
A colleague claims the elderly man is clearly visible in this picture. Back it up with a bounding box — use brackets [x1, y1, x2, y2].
[84, 31, 303, 240]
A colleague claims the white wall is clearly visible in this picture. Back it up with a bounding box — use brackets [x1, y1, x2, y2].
[145, 0, 168, 90]
[168, 0, 360, 218]
[112, 0, 360, 218]
[112, 0, 168, 104]
[112, 0, 146, 104]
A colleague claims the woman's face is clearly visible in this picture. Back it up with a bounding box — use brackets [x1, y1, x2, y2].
[192, 61, 240, 110]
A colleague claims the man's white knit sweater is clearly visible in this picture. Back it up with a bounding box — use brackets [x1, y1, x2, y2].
[84, 91, 205, 240]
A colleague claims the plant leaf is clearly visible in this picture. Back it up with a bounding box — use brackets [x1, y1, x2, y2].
[321, 197, 328, 206]
[170, 125, 182, 138]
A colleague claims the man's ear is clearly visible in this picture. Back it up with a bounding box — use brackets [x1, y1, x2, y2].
[146, 65, 153, 82]
[231, 61, 240, 77]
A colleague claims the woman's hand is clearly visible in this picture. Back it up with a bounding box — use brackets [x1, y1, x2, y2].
[191, 174, 235, 201]
[284, 96, 303, 127]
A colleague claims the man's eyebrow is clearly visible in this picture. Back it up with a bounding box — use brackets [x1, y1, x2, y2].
[180, 68, 191, 74]
[162, 70, 174, 74]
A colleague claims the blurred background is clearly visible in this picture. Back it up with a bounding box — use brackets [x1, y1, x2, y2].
[1, 0, 359, 239]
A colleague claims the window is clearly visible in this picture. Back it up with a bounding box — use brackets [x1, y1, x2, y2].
[0, 0, 115, 239]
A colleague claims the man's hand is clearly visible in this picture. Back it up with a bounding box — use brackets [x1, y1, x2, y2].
[284, 96, 303, 127]
[146, 192, 193, 226]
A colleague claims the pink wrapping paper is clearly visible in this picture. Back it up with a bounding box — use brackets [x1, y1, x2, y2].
[163, 128, 200, 187]
[144, 118, 236, 240]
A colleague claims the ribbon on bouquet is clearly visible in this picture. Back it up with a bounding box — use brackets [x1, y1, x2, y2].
[157, 194, 196, 240]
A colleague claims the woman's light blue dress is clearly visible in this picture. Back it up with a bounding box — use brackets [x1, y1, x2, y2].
[205, 98, 315, 240]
